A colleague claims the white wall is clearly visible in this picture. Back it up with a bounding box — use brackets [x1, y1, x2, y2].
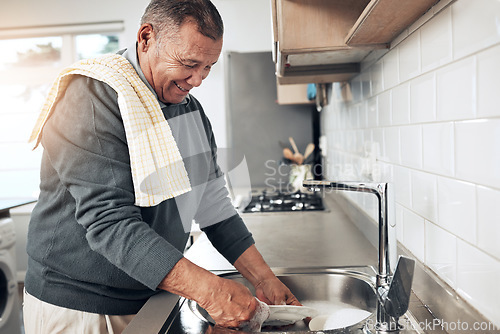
[322, 0, 500, 326]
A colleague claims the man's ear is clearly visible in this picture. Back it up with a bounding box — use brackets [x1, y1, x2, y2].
[137, 24, 155, 52]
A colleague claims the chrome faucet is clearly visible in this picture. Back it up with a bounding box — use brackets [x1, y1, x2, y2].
[303, 180, 415, 333]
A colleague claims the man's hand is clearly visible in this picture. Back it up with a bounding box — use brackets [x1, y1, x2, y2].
[233, 245, 301, 306]
[158, 258, 258, 329]
[199, 277, 259, 328]
[254, 276, 301, 306]
[158, 244, 301, 329]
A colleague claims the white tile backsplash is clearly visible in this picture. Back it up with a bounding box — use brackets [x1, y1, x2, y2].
[436, 57, 476, 121]
[457, 239, 500, 327]
[408, 4, 436, 36]
[452, 0, 500, 59]
[383, 126, 400, 164]
[360, 71, 372, 99]
[378, 91, 391, 127]
[323, 0, 500, 325]
[400, 125, 422, 169]
[402, 208, 425, 261]
[383, 48, 399, 89]
[437, 177, 477, 244]
[477, 186, 500, 260]
[399, 31, 421, 82]
[425, 220, 457, 287]
[371, 128, 384, 159]
[396, 204, 404, 242]
[410, 73, 435, 123]
[350, 77, 362, 103]
[455, 119, 500, 189]
[391, 83, 410, 125]
[421, 6, 452, 72]
[366, 97, 378, 128]
[422, 122, 454, 176]
[358, 102, 368, 128]
[411, 170, 437, 222]
[371, 60, 384, 95]
[393, 165, 412, 208]
[477, 44, 500, 118]
[349, 104, 360, 129]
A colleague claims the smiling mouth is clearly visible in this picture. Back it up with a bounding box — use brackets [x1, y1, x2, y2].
[174, 81, 189, 93]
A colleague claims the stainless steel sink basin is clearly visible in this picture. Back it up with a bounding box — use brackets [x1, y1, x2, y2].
[188, 267, 378, 333]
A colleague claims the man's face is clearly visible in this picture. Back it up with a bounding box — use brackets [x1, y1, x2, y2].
[137, 20, 223, 104]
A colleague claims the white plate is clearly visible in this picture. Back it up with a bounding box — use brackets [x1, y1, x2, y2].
[308, 308, 372, 331]
[264, 305, 319, 326]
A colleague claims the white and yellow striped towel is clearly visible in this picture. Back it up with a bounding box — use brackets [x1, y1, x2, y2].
[29, 53, 191, 207]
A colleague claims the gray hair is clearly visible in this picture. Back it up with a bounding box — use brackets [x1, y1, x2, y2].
[140, 0, 224, 43]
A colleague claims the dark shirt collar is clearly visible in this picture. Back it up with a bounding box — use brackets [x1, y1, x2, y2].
[120, 43, 190, 107]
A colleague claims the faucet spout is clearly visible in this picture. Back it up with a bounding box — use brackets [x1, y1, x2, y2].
[303, 180, 397, 280]
[303, 180, 414, 332]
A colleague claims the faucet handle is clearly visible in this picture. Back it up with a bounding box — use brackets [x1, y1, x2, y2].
[380, 256, 415, 318]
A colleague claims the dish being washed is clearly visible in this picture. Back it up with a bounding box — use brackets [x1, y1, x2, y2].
[308, 308, 372, 331]
[264, 305, 319, 326]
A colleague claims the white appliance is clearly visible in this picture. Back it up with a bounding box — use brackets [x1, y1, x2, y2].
[0, 217, 21, 334]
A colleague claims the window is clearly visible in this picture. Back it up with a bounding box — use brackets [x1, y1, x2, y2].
[76, 34, 120, 60]
[0, 25, 122, 199]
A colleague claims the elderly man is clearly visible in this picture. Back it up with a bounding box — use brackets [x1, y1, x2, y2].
[24, 0, 298, 333]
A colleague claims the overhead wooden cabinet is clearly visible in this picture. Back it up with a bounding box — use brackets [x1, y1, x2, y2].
[272, 0, 371, 85]
[345, 0, 441, 45]
[271, 0, 441, 85]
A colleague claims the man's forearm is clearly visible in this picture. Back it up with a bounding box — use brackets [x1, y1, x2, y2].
[158, 246, 273, 304]
[233, 245, 276, 288]
[157, 257, 218, 303]
[159, 247, 272, 302]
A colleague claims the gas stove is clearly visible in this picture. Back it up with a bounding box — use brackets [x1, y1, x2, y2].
[242, 190, 325, 213]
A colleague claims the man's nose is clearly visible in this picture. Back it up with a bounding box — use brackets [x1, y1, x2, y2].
[186, 70, 203, 87]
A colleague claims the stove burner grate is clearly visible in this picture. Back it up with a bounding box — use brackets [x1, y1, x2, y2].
[243, 191, 325, 213]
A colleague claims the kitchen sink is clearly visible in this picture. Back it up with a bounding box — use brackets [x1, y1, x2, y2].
[192, 267, 377, 333]
[162, 266, 400, 334]
[153, 182, 421, 334]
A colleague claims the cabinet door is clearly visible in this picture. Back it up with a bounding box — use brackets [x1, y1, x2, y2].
[272, 0, 371, 84]
[345, 0, 441, 45]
